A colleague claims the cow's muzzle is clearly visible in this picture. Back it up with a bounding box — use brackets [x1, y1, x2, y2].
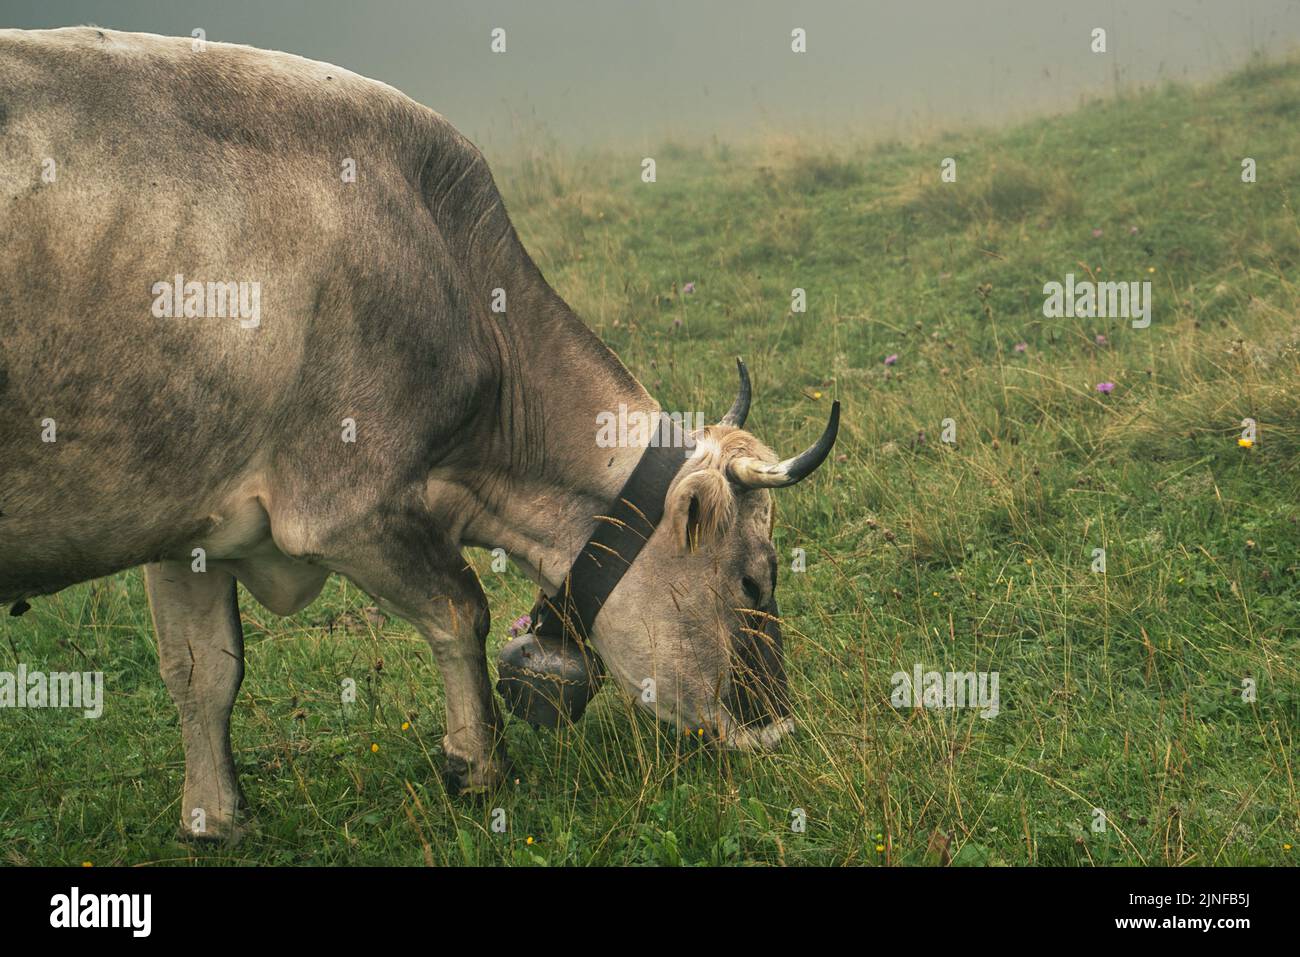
[722, 598, 792, 734]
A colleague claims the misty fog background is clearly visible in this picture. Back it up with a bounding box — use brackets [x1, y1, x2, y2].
[5, 0, 1299, 153]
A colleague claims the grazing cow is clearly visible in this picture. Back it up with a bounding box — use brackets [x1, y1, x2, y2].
[0, 28, 839, 840]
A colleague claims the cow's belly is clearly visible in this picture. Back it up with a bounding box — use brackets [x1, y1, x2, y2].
[0, 486, 329, 616]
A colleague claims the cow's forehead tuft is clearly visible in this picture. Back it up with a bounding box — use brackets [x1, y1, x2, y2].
[689, 427, 778, 470]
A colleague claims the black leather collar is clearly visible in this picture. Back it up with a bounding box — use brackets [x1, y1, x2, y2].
[531, 437, 692, 648]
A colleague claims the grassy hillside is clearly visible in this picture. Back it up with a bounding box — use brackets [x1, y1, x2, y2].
[3, 59, 1298, 866]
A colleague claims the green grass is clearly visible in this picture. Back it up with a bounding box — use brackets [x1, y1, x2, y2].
[4, 59, 1300, 866]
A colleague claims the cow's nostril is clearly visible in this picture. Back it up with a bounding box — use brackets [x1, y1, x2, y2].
[742, 576, 763, 608]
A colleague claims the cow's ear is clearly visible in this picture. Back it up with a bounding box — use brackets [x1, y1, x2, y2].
[667, 469, 736, 553]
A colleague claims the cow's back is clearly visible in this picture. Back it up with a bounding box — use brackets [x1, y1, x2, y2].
[0, 28, 502, 601]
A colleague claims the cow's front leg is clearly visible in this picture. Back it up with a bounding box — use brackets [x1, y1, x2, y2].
[327, 524, 507, 795]
[144, 561, 247, 842]
[421, 586, 508, 795]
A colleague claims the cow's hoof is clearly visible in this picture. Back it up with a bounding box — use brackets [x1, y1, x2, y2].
[496, 632, 604, 729]
[442, 747, 509, 799]
[176, 817, 250, 846]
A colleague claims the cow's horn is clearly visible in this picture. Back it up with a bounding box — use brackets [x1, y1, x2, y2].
[727, 401, 840, 489]
[719, 357, 751, 428]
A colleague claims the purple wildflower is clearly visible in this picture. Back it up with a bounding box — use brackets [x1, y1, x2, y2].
[1095, 382, 1115, 394]
[682, 281, 695, 295]
[884, 354, 899, 366]
[1095, 334, 1107, 346]
[1014, 342, 1028, 353]
[1091, 228, 1103, 238]
[508, 614, 531, 638]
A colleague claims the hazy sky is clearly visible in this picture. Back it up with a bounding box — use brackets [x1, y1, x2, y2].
[6, 1, 1299, 151]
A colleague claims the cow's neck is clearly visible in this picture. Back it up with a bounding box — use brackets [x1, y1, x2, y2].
[454, 292, 661, 597]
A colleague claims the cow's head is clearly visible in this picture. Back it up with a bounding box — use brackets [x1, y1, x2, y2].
[499, 361, 839, 750]
[592, 366, 838, 749]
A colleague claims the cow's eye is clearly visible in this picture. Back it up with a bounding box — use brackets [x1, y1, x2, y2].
[741, 576, 763, 608]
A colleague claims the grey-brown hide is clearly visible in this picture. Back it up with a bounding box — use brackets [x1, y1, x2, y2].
[0, 28, 826, 840]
